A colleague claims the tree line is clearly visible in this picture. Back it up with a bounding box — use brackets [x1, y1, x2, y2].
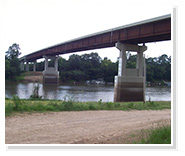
[126, 53, 171, 82]
[5, 43, 171, 83]
[32, 52, 118, 83]
[33, 52, 171, 83]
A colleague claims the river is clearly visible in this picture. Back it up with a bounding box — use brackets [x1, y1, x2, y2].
[5, 82, 171, 102]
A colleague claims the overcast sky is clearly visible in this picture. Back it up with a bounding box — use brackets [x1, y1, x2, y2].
[1, 0, 173, 62]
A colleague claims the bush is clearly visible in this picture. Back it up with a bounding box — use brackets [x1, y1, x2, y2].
[30, 83, 42, 99]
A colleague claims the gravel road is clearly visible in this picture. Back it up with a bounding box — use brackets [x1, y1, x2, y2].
[5, 110, 171, 144]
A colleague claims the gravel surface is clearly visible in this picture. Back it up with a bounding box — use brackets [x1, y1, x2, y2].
[5, 110, 171, 144]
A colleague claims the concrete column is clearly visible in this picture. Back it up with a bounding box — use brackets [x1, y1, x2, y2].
[138, 51, 144, 76]
[26, 61, 29, 71]
[136, 54, 139, 69]
[114, 42, 147, 102]
[33, 61, 36, 72]
[137, 46, 147, 76]
[43, 55, 48, 71]
[118, 51, 127, 76]
[116, 42, 127, 76]
[54, 56, 59, 71]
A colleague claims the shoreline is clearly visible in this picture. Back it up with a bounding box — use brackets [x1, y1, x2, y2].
[5, 98, 171, 117]
[7, 71, 171, 87]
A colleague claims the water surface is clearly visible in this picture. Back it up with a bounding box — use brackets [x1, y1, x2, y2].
[5, 82, 171, 102]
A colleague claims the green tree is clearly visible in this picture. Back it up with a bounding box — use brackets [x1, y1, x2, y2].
[80, 53, 102, 80]
[5, 43, 21, 60]
[5, 43, 21, 80]
[62, 70, 86, 82]
[146, 54, 171, 82]
[100, 57, 118, 82]
[5, 59, 10, 78]
[63, 52, 102, 81]
[67, 54, 82, 70]
[126, 54, 137, 68]
[58, 57, 68, 71]
[34, 52, 171, 84]
[158, 55, 171, 81]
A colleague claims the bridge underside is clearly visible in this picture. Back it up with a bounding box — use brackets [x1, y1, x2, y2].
[24, 15, 171, 62]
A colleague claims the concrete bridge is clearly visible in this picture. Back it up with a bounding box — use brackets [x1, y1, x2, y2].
[20, 14, 171, 102]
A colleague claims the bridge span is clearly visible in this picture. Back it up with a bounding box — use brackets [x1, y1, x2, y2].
[20, 14, 171, 102]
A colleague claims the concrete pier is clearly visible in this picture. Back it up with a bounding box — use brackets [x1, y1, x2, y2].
[33, 61, 36, 72]
[114, 42, 147, 102]
[43, 55, 59, 85]
[26, 61, 29, 71]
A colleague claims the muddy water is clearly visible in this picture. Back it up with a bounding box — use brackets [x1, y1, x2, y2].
[5, 82, 171, 102]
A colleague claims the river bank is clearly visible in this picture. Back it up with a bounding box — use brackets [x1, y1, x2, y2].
[19, 71, 43, 83]
[5, 98, 171, 116]
[14, 71, 171, 87]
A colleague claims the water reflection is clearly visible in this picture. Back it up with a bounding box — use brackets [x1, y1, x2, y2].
[5, 82, 171, 102]
[42, 85, 59, 99]
[145, 87, 171, 101]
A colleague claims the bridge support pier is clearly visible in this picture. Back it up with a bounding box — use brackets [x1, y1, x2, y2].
[114, 42, 147, 102]
[33, 61, 36, 72]
[26, 61, 29, 71]
[43, 55, 59, 85]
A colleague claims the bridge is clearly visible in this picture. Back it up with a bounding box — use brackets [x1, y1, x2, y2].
[20, 14, 171, 102]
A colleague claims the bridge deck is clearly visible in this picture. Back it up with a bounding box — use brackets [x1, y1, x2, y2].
[22, 14, 171, 61]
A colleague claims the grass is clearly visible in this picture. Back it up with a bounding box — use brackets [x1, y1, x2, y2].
[133, 124, 171, 144]
[5, 96, 171, 116]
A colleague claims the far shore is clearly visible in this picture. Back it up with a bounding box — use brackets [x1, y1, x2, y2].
[9, 71, 171, 87]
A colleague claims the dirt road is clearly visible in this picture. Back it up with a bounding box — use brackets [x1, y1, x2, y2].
[5, 110, 171, 144]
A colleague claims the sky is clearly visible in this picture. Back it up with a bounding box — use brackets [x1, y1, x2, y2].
[1, 0, 174, 62]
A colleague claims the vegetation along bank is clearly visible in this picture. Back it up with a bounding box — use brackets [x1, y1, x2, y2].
[5, 96, 171, 116]
[5, 44, 171, 86]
